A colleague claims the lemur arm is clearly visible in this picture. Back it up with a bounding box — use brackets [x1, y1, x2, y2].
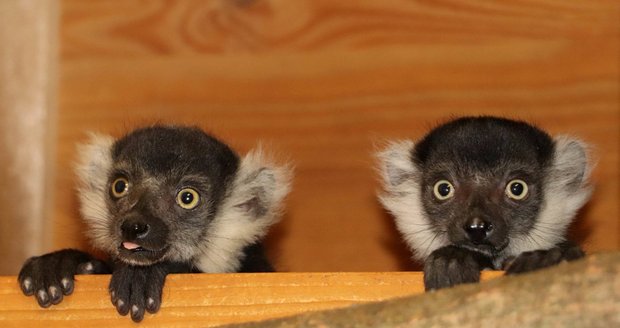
[504, 241, 585, 274]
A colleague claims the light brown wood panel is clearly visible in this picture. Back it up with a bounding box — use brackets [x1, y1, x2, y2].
[0, 271, 503, 327]
[51, 0, 619, 272]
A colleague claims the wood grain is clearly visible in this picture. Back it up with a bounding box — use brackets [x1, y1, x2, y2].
[0, 271, 503, 327]
[47, 0, 620, 273]
[228, 253, 620, 328]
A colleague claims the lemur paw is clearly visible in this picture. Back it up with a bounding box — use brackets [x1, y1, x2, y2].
[18, 249, 108, 308]
[424, 246, 490, 291]
[109, 264, 167, 322]
[504, 244, 585, 275]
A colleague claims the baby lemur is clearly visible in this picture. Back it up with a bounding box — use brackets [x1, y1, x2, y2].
[378, 116, 591, 290]
[19, 125, 291, 322]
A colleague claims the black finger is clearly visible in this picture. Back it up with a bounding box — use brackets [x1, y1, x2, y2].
[36, 289, 52, 308]
[48, 286, 64, 305]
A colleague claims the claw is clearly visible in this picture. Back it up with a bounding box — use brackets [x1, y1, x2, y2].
[131, 304, 145, 322]
[77, 262, 95, 274]
[146, 297, 159, 313]
[21, 277, 34, 296]
[48, 286, 63, 305]
[116, 299, 129, 316]
[60, 277, 74, 294]
[36, 289, 51, 308]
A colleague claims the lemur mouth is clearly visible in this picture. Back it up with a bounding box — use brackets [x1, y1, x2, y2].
[118, 242, 168, 264]
[459, 241, 508, 257]
[121, 241, 148, 252]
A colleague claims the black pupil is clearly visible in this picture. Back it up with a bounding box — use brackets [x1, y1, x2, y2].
[438, 183, 451, 196]
[511, 182, 524, 196]
[181, 192, 194, 204]
[114, 180, 126, 194]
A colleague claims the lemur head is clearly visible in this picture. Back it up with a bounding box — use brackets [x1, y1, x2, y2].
[379, 116, 592, 263]
[75, 126, 291, 269]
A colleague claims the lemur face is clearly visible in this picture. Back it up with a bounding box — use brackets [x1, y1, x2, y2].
[413, 118, 553, 257]
[412, 120, 553, 255]
[80, 127, 239, 266]
[379, 116, 591, 263]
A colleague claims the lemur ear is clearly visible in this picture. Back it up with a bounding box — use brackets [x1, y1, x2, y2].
[74, 133, 116, 249]
[75, 133, 115, 193]
[377, 140, 418, 188]
[551, 136, 592, 192]
[228, 147, 292, 221]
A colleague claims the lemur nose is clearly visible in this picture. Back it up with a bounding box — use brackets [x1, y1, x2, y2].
[121, 220, 150, 239]
[464, 217, 493, 244]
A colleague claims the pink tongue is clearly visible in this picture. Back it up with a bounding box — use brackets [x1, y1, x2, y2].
[122, 242, 141, 250]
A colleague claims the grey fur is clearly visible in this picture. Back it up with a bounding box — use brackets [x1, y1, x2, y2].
[75, 132, 291, 271]
[378, 130, 592, 268]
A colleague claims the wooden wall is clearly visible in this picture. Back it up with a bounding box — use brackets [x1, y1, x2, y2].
[52, 0, 619, 273]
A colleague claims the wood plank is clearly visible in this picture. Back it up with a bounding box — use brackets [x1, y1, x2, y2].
[0, 271, 503, 327]
[51, 0, 619, 274]
[227, 253, 620, 328]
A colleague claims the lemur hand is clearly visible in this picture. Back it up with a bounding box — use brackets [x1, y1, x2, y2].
[18, 249, 109, 307]
[424, 245, 491, 291]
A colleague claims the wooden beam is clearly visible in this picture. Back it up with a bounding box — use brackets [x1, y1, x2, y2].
[0, 271, 501, 327]
[227, 252, 620, 328]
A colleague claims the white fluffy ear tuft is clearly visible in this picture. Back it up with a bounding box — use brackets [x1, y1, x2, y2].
[377, 140, 417, 188]
[507, 135, 594, 256]
[549, 136, 593, 193]
[74, 133, 116, 253]
[377, 140, 448, 261]
[197, 146, 292, 273]
[231, 147, 292, 221]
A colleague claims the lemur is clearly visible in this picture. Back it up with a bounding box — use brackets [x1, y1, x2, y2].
[19, 125, 291, 322]
[378, 116, 591, 290]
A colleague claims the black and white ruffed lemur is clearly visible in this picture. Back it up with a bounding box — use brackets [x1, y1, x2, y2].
[19, 125, 291, 322]
[378, 116, 592, 291]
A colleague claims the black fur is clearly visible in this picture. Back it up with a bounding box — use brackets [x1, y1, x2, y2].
[18, 249, 110, 308]
[111, 126, 239, 222]
[380, 116, 589, 291]
[238, 243, 275, 273]
[423, 246, 493, 291]
[19, 125, 284, 322]
[504, 241, 585, 275]
[419, 117, 585, 290]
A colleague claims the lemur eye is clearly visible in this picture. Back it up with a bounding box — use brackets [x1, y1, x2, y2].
[433, 180, 454, 200]
[111, 178, 129, 198]
[176, 188, 200, 209]
[506, 179, 529, 200]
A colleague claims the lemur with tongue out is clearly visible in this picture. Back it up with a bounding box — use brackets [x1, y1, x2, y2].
[18, 125, 291, 322]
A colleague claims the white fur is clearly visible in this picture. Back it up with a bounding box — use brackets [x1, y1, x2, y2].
[505, 135, 593, 258]
[377, 140, 449, 261]
[196, 147, 292, 272]
[74, 133, 291, 271]
[74, 133, 117, 255]
[379, 135, 593, 266]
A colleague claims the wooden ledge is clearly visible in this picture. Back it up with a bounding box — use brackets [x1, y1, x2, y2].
[0, 271, 501, 327]
[227, 253, 620, 328]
